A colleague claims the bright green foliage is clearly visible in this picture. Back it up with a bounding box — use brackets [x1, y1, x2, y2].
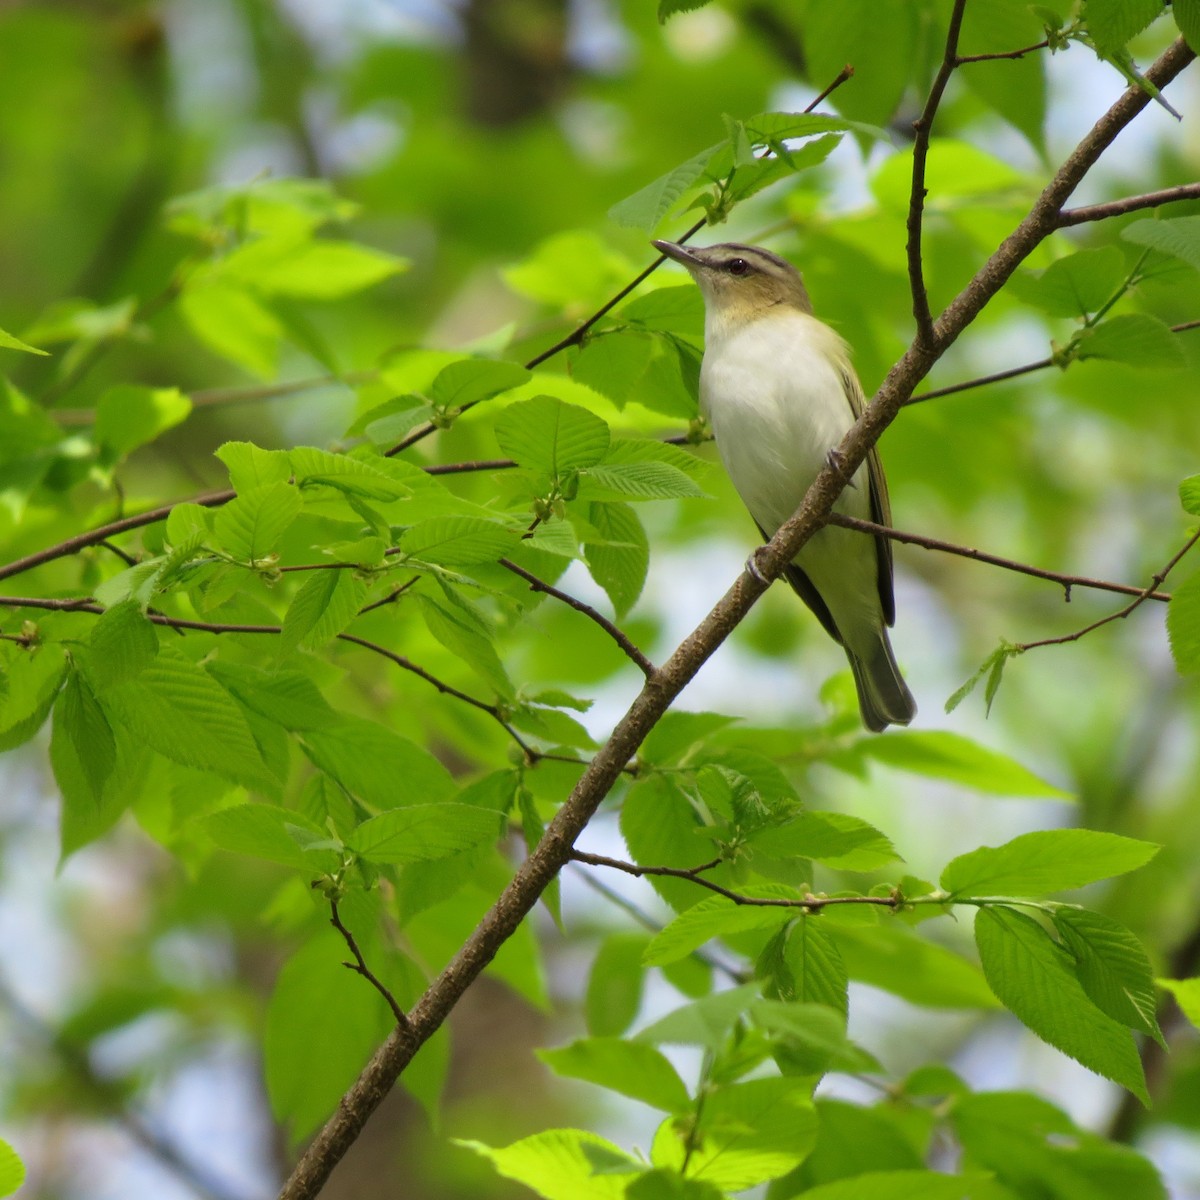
[952, 1091, 1167, 1197]
[0, 1140, 23, 1199]
[942, 829, 1159, 897]
[975, 908, 1148, 1101]
[1, 2, 1196, 1197]
[1085, 0, 1168, 54]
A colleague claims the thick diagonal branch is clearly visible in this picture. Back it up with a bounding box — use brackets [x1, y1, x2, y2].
[276, 39, 1195, 1200]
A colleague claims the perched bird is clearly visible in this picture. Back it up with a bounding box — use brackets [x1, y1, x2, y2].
[653, 240, 915, 732]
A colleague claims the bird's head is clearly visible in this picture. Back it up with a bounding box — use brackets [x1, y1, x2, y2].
[652, 241, 813, 330]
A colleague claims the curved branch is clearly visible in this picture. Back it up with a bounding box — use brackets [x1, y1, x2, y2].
[1014, 526, 1200, 652]
[498, 557, 655, 676]
[827, 513, 1171, 602]
[569, 850, 899, 911]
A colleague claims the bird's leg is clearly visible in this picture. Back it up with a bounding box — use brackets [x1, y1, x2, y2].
[825, 447, 858, 489]
[745, 545, 774, 585]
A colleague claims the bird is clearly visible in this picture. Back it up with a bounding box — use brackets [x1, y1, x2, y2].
[652, 239, 916, 732]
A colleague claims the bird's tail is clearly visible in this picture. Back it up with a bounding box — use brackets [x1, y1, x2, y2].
[846, 629, 916, 733]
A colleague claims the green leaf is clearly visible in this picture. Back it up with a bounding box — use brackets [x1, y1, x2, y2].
[644, 895, 794, 966]
[942, 829, 1159, 897]
[430, 358, 531, 409]
[300, 717, 455, 808]
[789, 1100, 924, 1188]
[748, 999, 878, 1072]
[834, 924, 1000, 1010]
[1054, 908, 1163, 1043]
[178, 280, 283, 378]
[537, 1038, 690, 1112]
[1180, 474, 1200, 516]
[803, 0, 917, 125]
[1076, 313, 1187, 368]
[974, 907, 1147, 1101]
[222, 237, 406, 298]
[1030, 247, 1127, 317]
[1085, 0, 1167, 54]
[1175, 0, 1200, 52]
[346, 803, 502, 863]
[457, 1130, 635, 1200]
[51, 671, 116, 805]
[620, 775, 708, 911]
[0, 326, 48, 355]
[578, 461, 705, 501]
[638, 711, 738, 765]
[1159, 976, 1200, 1028]
[494, 395, 611, 477]
[658, 0, 714, 22]
[80, 600, 159, 689]
[952, 1090, 1166, 1198]
[0, 1138, 25, 1198]
[213, 482, 302, 562]
[957, 0, 1047, 149]
[860, 730, 1071, 798]
[290, 446, 411, 500]
[1123, 218, 1200, 272]
[619, 286, 705, 335]
[94, 385, 191, 459]
[417, 591, 514, 698]
[796, 1171, 991, 1200]
[101, 648, 268, 787]
[625, 1171, 724, 1200]
[215, 441, 292, 491]
[749, 810, 898, 871]
[1167, 569, 1200, 673]
[584, 502, 648, 617]
[572, 330, 657, 406]
[608, 141, 722, 231]
[759, 917, 848, 1016]
[650, 1076, 817, 1190]
[280, 569, 367, 654]
[635, 983, 760, 1049]
[399, 515, 519, 567]
[208, 663, 337, 731]
[586, 933, 649, 1037]
[204, 803, 335, 869]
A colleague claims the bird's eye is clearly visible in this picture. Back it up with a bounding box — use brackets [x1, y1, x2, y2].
[727, 258, 750, 276]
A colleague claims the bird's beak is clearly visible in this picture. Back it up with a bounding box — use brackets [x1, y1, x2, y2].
[653, 240, 704, 270]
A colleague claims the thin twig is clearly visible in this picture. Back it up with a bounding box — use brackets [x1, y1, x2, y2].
[827, 513, 1171, 602]
[907, 317, 1200, 405]
[956, 39, 1049, 63]
[1014, 527, 1200, 652]
[907, 0, 969, 348]
[569, 850, 900, 911]
[498, 557, 655, 676]
[0, 490, 235, 584]
[328, 899, 409, 1028]
[1057, 182, 1200, 226]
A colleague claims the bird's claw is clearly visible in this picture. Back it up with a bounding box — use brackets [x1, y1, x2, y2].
[826, 448, 858, 488]
[745, 546, 773, 585]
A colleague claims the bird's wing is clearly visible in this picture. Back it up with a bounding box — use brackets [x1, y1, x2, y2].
[840, 367, 896, 627]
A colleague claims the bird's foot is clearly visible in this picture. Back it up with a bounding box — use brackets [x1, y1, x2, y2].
[745, 546, 773, 585]
[825, 448, 858, 488]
